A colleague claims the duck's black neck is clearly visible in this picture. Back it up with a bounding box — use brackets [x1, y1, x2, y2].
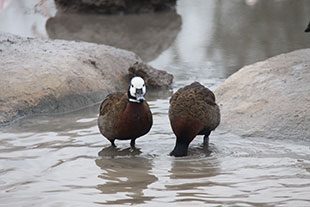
[128, 88, 141, 103]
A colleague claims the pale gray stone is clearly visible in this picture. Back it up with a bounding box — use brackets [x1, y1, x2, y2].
[0, 33, 172, 125]
[215, 49, 310, 141]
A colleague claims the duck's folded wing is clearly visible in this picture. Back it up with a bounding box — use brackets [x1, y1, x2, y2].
[99, 92, 125, 116]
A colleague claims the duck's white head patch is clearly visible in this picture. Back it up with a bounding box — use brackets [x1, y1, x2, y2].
[129, 77, 146, 103]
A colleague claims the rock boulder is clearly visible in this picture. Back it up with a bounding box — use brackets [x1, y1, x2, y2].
[215, 49, 310, 141]
[128, 62, 173, 89]
[0, 33, 172, 125]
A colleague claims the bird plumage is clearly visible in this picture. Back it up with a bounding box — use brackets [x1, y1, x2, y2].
[169, 82, 220, 157]
[98, 77, 152, 148]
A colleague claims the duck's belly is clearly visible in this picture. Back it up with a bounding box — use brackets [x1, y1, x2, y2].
[115, 103, 152, 140]
[116, 113, 152, 139]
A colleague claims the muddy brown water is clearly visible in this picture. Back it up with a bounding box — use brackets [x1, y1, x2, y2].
[1, 0, 310, 206]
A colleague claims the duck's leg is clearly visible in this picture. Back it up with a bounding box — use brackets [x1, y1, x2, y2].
[170, 138, 190, 157]
[110, 139, 116, 147]
[203, 131, 211, 149]
[130, 139, 136, 148]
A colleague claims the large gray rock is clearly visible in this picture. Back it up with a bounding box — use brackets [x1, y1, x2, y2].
[0, 33, 172, 125]
[215, 49, 310, 141]
[54, 0, 177, 14]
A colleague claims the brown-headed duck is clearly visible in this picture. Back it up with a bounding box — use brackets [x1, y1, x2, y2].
[169, 82, 220, 157]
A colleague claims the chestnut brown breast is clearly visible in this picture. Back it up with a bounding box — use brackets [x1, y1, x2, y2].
[115, 102, 152, 139]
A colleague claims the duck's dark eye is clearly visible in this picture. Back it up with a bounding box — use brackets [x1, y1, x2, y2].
[131, 84, 134, 87]
[143, 84, 145, 87]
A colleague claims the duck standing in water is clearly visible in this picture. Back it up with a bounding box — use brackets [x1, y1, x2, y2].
[98, 77, 153, 148]
[169, 82, 220, 157]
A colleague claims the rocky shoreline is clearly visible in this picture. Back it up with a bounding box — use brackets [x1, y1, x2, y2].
[0, 33, 173, 125]
[1, 33, 309, 141]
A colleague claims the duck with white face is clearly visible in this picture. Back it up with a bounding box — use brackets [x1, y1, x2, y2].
[98, 76, 153, 148]
[128, 76, 146, 103]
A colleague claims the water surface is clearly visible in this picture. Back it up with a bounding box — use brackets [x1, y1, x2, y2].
[1, 0, 310, 206]
[1, 103, 310, 206]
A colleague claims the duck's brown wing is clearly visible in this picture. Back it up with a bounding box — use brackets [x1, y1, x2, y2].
[99, 92, 126, 116]
[190, 82, 216, 103]
[169, 82, 220, 130]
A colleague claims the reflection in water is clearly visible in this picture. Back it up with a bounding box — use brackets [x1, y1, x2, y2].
[53, 0, 177, 14]
[0, 0, 56, 37]
[206, 0, 310, 77]
[46, 11, 182, 62]
[168, 155, 219, 181]
[98, 146, 142, 157]
[165, 150, 220, 204]
[151, 0, 310, 79]
[95, 154, 158, 205]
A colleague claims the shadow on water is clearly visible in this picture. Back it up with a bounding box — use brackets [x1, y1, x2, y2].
[46, 11, 182, 62]
[95, 150, 158, 205]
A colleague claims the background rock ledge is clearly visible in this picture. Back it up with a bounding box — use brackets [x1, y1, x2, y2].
[215, 49, 310, 141]
[0, 33, 172, 125]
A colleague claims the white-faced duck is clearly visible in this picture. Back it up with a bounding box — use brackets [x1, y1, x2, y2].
[98, 77, 153, 148]
[169, 82, 220, 157]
